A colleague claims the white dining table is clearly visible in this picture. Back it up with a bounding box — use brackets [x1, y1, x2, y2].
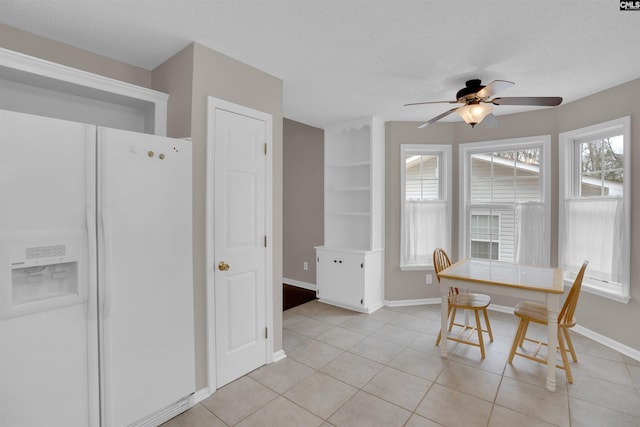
[437, 258, 565, 392]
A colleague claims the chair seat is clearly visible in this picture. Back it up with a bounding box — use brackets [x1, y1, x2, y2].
[514, 301, 548, 323]
[450, 292, 491, 309]
[514, 301, 576, 328]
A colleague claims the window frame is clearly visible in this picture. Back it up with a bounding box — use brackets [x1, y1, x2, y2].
[558, 116, 631, 303]
[459, 136, 551, 264]
[400, 144, 452, 270]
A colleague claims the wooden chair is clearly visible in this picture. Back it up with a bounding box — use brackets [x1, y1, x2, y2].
[508, 261, 589, 383]
[433, 248, 494, 358]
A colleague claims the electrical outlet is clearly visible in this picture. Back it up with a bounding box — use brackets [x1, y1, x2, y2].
[303, 261, 309, 271]
[426, 274, 433, 285]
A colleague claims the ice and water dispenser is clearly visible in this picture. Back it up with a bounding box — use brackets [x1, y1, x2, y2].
[2, 241, 83, 319]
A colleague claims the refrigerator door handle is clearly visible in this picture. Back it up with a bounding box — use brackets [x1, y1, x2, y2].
[99, 207, 113, 318]
[86, 206, 97, 308]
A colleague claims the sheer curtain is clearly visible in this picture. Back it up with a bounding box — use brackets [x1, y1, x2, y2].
[561, 198, 623, 283]
[514, 202, 548, 266]
[404, 200, 448, 265]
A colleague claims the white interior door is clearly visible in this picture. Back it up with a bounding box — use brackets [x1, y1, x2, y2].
[208, 99, 271, 388]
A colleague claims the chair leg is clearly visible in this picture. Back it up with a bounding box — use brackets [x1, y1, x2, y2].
[519, 320, 530, 347]
[558, 328, 573, 384]
[436, 304, 453, 346]
[474, 309, 485, 359]
[448, 307, 457, 331]
[482, 308, 494, 342]
[509, 319, 526, 363]
[562, 327, 578, 362]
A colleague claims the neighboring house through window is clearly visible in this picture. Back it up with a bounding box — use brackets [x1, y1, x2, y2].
[400, 144, 451, 269]
[470, 213, 500, 260]
[460, 136, 551, 266]
[559, 116, 631, 303]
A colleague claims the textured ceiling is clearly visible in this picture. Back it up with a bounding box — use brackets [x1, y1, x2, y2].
[1, 0, 639, 128]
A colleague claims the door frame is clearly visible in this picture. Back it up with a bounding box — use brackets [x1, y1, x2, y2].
[205, 96, 273, 393]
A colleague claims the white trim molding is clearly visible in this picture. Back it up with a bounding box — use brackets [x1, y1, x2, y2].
[272, 350, 287, 363]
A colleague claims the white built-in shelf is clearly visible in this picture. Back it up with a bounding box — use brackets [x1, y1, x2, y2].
[316, 116, 384, 313]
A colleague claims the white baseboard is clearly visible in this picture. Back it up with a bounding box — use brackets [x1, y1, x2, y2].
[487, 303, 514, 314]
[273, 349, 287, 363]
[283, 278, 316, 292]
[193, 387, 213, 404]
[573, 325, 640, 361]
[384, 298, 439, 307]
[384, 298, 640, 361]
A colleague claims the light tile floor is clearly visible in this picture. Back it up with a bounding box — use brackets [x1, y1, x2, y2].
[162, 301, 640, 427]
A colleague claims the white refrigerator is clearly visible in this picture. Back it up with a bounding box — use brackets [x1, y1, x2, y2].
[0, 110, 195, 427]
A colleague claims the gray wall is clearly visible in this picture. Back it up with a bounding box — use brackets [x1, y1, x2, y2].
[386, 78, 640, 352]
[0, 24, 152, 88]
[153, 42, 284, 390]
[283, 119, 324, 286]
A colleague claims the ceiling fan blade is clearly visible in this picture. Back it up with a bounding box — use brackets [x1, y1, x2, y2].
[477, 80, 514, 98]
[481, 113, 498, 128]
[404, 100, 458, 106]
[491, 96, 563, 106]
[417, 107, 459, 128]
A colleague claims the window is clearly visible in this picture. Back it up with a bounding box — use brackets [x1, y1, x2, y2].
[470, 213, 500, 260]
[559, 117, 630, 302]
[400, 144, 451, 269]
[460, 136, 551, 265]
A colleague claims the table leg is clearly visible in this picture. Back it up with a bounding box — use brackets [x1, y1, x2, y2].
[546, 293, 560, 392]
[440, 281, 449, 358]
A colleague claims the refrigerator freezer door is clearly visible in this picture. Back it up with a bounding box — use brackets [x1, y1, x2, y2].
[97, 127, 194, 426]
[0, 110, 99, 427]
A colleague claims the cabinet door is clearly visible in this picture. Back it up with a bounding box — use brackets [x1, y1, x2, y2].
[317, 254, 340, 303]
[338, 252, 365, 307]
[317, 251, 364, 309]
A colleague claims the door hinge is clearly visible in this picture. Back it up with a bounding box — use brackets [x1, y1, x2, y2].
[360, 262, 364, 269]
[264, 143, 267, 155]
[265, 327, 268, 339]
[360, 299, 364, 305]
[264, 236, 267, 247]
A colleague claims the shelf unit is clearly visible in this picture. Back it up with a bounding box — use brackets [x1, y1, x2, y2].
[316, 116, 384, 313]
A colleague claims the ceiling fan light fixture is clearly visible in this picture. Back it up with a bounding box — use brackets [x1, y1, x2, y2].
[457, 103, 493, 128]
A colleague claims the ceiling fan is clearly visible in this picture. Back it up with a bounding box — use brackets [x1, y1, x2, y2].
[405, 79, 563, 128]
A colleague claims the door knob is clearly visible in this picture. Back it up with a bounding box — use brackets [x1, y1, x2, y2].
[218, 261, 230, 271]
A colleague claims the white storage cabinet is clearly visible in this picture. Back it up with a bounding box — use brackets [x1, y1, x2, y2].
[316, 117, 384, 313]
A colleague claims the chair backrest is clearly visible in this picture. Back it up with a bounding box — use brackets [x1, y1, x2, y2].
[432, 248, 451, 283]
[558, 261, 588, 326]
[433, 248, 459, 296]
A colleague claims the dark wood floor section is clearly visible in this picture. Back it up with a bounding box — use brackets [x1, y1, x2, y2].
[283, 284, 317, 311]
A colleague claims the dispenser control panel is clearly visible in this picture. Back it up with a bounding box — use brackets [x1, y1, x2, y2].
[26, 245, 66, 259]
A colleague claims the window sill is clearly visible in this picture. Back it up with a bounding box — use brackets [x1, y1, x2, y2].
[400, 264, 434, 272]
[565, 279, 631, 304]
